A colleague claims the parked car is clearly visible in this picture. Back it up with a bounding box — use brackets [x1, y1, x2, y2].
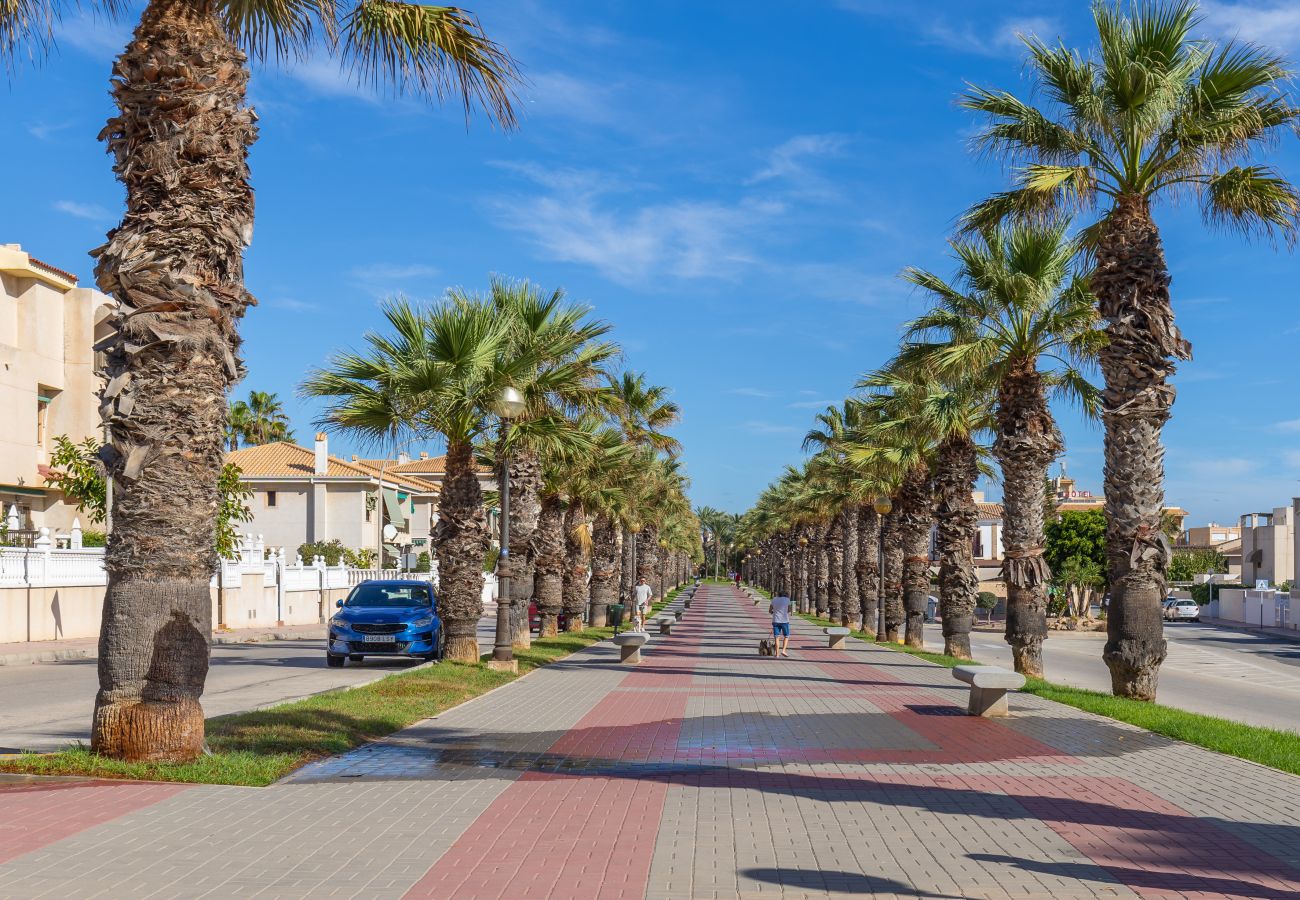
[327, 579, 443, 667]
[1165, 598, 1201, 624]
[528, 599, 569, 634]
[1161, 598, 1178, 618]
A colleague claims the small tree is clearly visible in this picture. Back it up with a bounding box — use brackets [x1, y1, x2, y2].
[1168, 548, 1227, 583]
[1056, 556, 1105, 618]
[215, 463, 253, 559]
[976, 591, 999, 623]
[45, 436, 107, 524]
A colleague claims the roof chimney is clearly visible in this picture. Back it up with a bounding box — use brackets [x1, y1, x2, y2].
[314, 432, 328, 476]
[397, 451, 410, 465]
[419, 451, 429, 459]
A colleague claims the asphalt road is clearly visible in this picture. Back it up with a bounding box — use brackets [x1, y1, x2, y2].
[925, 620, 1300, 733]
[0, 615, 499, 754]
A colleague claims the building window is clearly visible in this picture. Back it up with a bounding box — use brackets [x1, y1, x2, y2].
[266, 491, 277, 508]
[36, 389, 55, 451]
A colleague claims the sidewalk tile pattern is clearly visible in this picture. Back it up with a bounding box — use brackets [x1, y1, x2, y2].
[3, 585, 1300, 898]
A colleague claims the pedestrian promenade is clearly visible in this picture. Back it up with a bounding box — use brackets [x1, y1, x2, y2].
[4, 584, 1300, 898]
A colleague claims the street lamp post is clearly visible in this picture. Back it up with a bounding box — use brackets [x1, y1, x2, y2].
[874, 496, 892, 638]
[489, 386, 527, 673]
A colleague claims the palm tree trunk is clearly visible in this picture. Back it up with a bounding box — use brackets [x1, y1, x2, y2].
[637, 526, 660, 596]
[620, 528, 635, 602]
[89, 0, 256, 761]
[881, 510, 904, 642]
[898, 464, 932, 649]
[936, 436, 979, 659]
[841, 506, 859, 628]
[826, 514, 844, 624]
[856, 506, 880, 639]
[504, 449, 542, 648]
[796, 539, 810, 614]
[561, 501, 588, 632]
[428, 440, 491, 662]
[589, 515, 618, 627]
[995, 368, 1062, 677]
[815, 523, 831, 617]
[533, 495, 565, 637]
[1095, 196, 1181, 700]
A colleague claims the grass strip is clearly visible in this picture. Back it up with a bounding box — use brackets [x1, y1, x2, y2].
[0, 588, 691, 787]
[795, 610, 1300, 777]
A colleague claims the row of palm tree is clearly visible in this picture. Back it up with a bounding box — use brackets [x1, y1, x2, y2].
[225, 391, 294, 449]
[739, 2, 1300, 702]
[304, 279, 700, 663]
[5, 0, 522, 760]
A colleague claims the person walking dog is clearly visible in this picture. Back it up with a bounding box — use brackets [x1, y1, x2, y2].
[633, 576, 653, 631]
[769, 591, 792, 658]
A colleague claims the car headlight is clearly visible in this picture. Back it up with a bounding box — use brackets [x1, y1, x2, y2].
[329, 615, 346, 627]
[410, 614, 434, 629]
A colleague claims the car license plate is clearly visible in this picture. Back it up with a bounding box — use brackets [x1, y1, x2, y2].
[363, 634, 397, 643]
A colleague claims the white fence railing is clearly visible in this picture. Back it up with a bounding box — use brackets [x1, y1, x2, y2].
[0, 545, 108, 587]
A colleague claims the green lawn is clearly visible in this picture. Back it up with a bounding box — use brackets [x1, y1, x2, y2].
[796, 610, 1300, 777]
[0, 585, 691, 787]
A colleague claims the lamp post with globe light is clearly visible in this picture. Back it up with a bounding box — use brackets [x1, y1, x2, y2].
[488, 386, 527, 672]
[873, 496, 893, 638]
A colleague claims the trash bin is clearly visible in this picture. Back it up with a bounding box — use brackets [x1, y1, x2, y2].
[607, 603, 625, 632]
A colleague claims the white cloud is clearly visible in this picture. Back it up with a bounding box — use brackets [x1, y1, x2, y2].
[350, 263, 439, 281]
[1281, 449, 1300, 467]
[27, 121, 74, 141]
[525, 71, 618, 124]
[787, 399, 838, 409]
[270, 297, 319, 312]
[57, 12, 130, 62]
[491, 166, 784, 285]
[742, 420, 800, 435]
[834, 3, 1059, 58]
[282, 57, 380, 103]
[1273, 418, 1300, 433]
[749, 134, 847, 184]
[1185, 457, 1258, 478]
[1201, 2, 1300, 50]
[53, 200, 111, 222]
[727, 388, 775, 398]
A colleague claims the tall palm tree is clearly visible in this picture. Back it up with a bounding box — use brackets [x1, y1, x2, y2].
[225, 400, 253, 451]
[962, 1, 1299, 697]
[901, 221, 1101, 675]
[306, 294, 546, 663]
[5, 3, 518, 761]
[245, 390, 293, 444]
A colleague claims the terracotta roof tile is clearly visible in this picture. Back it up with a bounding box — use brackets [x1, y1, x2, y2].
[226, 442, 437, 492]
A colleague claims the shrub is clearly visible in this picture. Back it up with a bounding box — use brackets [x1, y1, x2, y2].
[298, 539, 348, 566]
[80, 529, 107, 548]
[976, 591, 998, 609]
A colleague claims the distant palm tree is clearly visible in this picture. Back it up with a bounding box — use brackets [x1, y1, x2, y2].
[245, 391, 293, 445]
[963, 0, 1300, 698]
[226, 401, 253, 451]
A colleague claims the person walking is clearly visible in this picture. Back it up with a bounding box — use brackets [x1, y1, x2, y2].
[634, 576, 653, 631]
[769, 590, 792, 658]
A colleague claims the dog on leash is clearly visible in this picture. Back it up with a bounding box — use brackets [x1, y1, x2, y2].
[758, 638, 776, 656]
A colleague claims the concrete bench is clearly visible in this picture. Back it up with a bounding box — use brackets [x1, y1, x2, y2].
[658, 617, 673, 635]
[684, 596, 692, 609]
[952, 665, 1025, 717]
[824, 627, 850, 650]
[673, 609, 684, 622]
[613, 631, 649, 664]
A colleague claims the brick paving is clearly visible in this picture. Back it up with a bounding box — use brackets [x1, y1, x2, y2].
[4, 584, 1300, 898]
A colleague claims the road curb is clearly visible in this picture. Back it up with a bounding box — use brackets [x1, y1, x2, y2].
[0, 647, 94, 667]
[0, 628, 328, 666]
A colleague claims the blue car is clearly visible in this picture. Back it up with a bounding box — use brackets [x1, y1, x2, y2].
[326, 579, 443, 667]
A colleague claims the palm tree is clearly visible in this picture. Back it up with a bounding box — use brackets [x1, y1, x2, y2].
[226, 400, 253, 451]
[900, 221, 1101, 675]
[306, 294, 546, 663]
[4, 4, 518, 761]
[962, 1, 1299, 697]
[245, 390, 293, 444]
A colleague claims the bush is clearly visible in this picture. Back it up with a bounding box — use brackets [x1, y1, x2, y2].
[299, 540, 350, 566]
[483, 546, 500, 573]
[976, 591, 998, 609]
[1191, 582, 1249, 604]
[415, 551, 431, 573]
[344, 547, 375, 569]
[80, 529, 107, 548]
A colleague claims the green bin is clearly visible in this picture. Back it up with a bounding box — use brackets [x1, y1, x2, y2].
[607, 603, 625, 631]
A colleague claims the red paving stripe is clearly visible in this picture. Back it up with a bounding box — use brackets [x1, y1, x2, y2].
[0, 779, 191, 865]
[404, 594, 708, 899]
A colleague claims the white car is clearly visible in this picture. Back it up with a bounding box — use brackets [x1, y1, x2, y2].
[1165, 599, 1201, 623]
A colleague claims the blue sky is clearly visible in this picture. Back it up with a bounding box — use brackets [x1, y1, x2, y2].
[6, 0, 1300, 524]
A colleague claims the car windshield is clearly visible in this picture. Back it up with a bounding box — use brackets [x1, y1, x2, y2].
[346, 584, 432, 608]
[1177, 601, 1197, 607]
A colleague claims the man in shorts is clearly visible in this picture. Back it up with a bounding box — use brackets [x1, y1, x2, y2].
[769, 590, 792, 657]
[633, 576, 653, 631]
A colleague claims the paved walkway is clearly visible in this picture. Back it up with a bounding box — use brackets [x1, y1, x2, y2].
[4, 585, 1300, 898]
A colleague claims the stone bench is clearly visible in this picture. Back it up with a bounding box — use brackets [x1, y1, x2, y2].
[952, 665, 1026, 717]
[824, 627, 850, 650]
[613, 631, 649, 664]
[684, 596, 692, 609]
[673, 609, 684, 622]
[658, 617, 674, 635]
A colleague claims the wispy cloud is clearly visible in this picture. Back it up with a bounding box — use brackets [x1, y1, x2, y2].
[27, 121, 74, 141]
[525, 71, 620, 125]
[53, 200, 111, 222]
[835, 3, 1059, 58]
[1281, 449, 1300, 468]
[726, 388, 775, 398]
[748, 134, 847, 184]
[281, 57, 381, 103]
[350, 263, 439, 282]
[1201, 1, 1300, 50]
[1185, 456, 1258, 478]
[787, 399, 838, 409]
[269, 297, 319, 312]
[1273, 418, 1300, 433]
[57, 12, 130, 62]
[491, 165, 784, 285]
[743, 420, 800, 435]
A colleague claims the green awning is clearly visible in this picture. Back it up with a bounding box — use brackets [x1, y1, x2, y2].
[383, 488, 407, 525]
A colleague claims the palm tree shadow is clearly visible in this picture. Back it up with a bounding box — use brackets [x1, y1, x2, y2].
[738, 867, 964, 898]
[968, 853, 1300, 899]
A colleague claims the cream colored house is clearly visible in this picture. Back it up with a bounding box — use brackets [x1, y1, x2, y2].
[227, 434, 439, 563]
[1240, 505, 1294, 587]
[0, 244, 114, 534]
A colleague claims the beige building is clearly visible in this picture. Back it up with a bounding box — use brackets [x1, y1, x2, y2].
[1240, 505, 1295, 587]
[0, 244, 114, 535]
[227, 434, 440, 563]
